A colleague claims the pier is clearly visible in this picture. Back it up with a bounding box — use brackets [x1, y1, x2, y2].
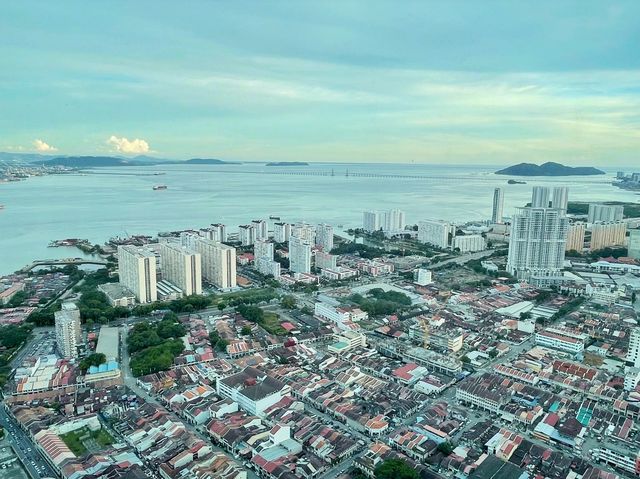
[19, 258, 109, 273]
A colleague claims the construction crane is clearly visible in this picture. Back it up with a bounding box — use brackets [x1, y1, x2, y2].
[419, 299, 449, 350]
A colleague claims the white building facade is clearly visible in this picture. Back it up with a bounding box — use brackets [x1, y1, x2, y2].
[117, 245, 158, 304]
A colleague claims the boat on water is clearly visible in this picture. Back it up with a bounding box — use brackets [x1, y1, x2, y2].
[153, 185, 168, 190]
[153, 172, 165, 175]
[0, 204, 4, 210]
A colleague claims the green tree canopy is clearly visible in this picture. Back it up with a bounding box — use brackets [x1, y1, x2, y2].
[374, 459, 419, 479]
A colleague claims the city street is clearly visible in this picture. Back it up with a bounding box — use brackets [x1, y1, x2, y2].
[0, 407, 57, 479]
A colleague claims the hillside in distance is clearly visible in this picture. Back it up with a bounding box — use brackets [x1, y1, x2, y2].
[186, 158, 235, 164]
[40, 156, 151, 167]
[496, 162, 605, 176]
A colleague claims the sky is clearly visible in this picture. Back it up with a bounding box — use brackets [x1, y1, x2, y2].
[1, 1, 640, 165]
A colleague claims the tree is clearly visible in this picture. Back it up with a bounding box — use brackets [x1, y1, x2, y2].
[280, 295, 297, 309]
[374, 459, 419, 479]
[460, 355, 470, 364]
[218, 302, 226, 312]
[79, 353, 106, 372]
[437, 441, 455, 456]
[488, 349, 498, 359]
[5, 290, 28, 308]
[0, 324, 32, 349]
[237, 304, 264, 323]
[241, 325, 252, 336]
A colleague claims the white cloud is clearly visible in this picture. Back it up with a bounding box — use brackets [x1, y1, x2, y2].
[33, 139, 58, 152]
[107, 135, 150, 154]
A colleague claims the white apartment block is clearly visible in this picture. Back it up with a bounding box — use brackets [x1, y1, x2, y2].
[291, 222, 316, 244]
[589, 221, 626, 251]
[315, 251, 337, 270]
[551, 187, 569, 211]
[289, 236, 312, 274]
[159, 243, 202, 296]
[315, 223, 334, 252]
[55, 302, 82, 359]
[627, 327, 640, 368]
[492, 188, 504, 224]
[321, 267, 358, 281]
[414, 269, 432, 286]
[455, 386, 505, 414]
[273, 222, 291, 243]
[254, 239, 275, 261]
[417, 220, 455, 249]
[363, 210, 383, 232]
[251, 219, 268, 241]
[588, 204, 624, 223]
[565, 223, 586, 252]
[534, 328, 585, 354]
[592, 448, 640, 477]
[384, 209, 406, 234]
[314, 301, 367, 327]
[624, 367, 640, 392]
[452, 234, 486, 253]
[328, 331, 367, 353]
[117, 245, 158, 304]
[531, 186, 550, 208]
[507, 189, 568, 280]
[207, 223, 227, 242]
[193, 238, 237, 289]
[255, 258, 281, 278]
[430, 330, 464, 352]
[238, 225, 257, 246]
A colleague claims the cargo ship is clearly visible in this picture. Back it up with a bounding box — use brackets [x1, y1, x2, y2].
[153, 185, 168, 190]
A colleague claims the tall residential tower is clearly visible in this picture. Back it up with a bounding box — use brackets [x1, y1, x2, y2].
[492, 188, 504, 224]
[117, 245, 158, 303]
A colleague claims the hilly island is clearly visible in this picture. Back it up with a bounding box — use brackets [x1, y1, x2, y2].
[495, 161, 605, 176]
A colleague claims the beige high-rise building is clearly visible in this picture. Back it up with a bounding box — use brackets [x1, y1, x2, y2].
[629, 229, 640, 260]
[55, 302, 82, 359]
[589, 222, 626, 251]
[565, 223, 586, 252]
[117, 245, 158, 303]
[160, 243, 202, 296]
[193, 238, 237, 289]
[315, 223, 334, 252]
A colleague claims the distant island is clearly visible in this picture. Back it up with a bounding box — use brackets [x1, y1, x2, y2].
[507, 179, 526, 184]
[496, 162, 605, 176]
[265, 161, 309, 167]
[186, 158, 234, 165]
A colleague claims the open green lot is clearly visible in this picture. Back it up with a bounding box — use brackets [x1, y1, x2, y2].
[60, 427, 114, 456]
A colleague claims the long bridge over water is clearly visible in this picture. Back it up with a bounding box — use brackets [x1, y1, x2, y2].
[87, 168, 614, 184]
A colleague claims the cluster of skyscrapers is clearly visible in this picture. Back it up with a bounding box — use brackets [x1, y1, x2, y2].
[117, 234, 237, 304]
[114, 218, 336, 302]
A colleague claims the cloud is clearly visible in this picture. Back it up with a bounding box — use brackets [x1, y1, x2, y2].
[33, 139, 58, 152]
[107, 135, 150, 154]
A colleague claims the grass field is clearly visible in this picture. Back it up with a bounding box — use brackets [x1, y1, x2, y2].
[261, 312, 287, 335]
[60, 427, 114, 456]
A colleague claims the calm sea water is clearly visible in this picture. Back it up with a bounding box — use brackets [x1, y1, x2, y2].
[1, 162, 637, 275]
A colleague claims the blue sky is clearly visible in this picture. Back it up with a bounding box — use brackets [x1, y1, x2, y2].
[1, 1, 640, 165]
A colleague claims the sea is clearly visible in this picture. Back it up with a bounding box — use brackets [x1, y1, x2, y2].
[1, 162, 638, 276]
